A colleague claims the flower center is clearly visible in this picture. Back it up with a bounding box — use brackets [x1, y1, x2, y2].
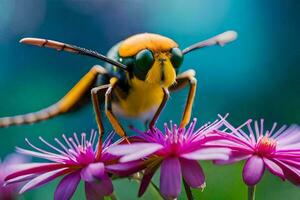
[255, 136, 277, 155]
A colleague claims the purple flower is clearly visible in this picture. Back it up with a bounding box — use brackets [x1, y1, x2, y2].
[4, 130, 131, 200]
[0, 154, 28, 200]
[108, 118, 231, 199]
[213, 118, 300, 186]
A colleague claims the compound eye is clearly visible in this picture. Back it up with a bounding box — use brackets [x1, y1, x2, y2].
[135, 49, 154, 72]
[170, 48, 183, 68]
[119, 57, 134, 67]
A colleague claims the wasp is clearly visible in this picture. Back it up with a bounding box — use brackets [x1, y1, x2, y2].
[0, 31, 237, 139]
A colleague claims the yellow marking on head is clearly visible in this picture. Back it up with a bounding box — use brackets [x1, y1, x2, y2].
[146, 53, 176, 88]
[119, 33, 178, 57]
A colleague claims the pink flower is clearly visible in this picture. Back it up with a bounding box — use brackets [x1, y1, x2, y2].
[213, 117, 300, 186]
[108, 118, 231, 199]
[4, 130, 134, 200]
[0, 154, 28, 200]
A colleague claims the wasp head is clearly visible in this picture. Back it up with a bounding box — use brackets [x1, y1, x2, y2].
[118, 33, 183, 87]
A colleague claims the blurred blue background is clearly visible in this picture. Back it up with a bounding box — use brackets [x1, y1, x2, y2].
[0, 0, 299, 199]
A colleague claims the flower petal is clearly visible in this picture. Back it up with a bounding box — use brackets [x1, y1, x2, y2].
[138, 164, 160, 197]
[19, 168, 71, 193]
[54, 172, 81, 200]
[16, 147, 65, 162]
[180, 158, 205, 188]
[243, 155, 265, 186]
[107, 143, 163, 156]
[204, 139, 253, 152]
[85, 182, 104, 200]
[273, 159, 300, 186]
[81, 163, 105, 182]
[106, 161, 145, 176]
[5, 174, 36, 186]
[84, 174, 113, 200]
[263, 158, 285, 180]
[214, 151, 251, 165]
[5, 163, 68, 182]
[181, 148, 230, 160]
[119, 144, 164, 162]
[160, 157, 182, 199]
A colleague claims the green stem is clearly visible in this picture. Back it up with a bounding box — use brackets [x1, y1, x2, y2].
[131, 172, 164, 199]
[248, 185, 256, 200]
[183, 179, 194, 200]
[109, 192, 117, 200]
[150, 180, 161, 195]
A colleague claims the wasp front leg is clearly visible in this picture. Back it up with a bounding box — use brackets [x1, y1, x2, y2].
[148, 88, 169, 129]
[91, 84, 110, 138]
[169, 69, 197, 128]
[104, 78, 127, 138]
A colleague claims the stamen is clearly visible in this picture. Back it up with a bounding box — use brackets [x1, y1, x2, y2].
[220, 119, 235, 133]
[236, 119, 252, 141]
[68, 149, 77, 156]
[206, 119, 220, 131]
[69, 138, 80, 154]
[260, 119, 264, 136]
[269, 123, 277, 136]
[91, 130, 97, 145]
[174, 127, 178, 143]
[103, 131, 115, 148]
[186, 118, 197, 138]
[272, 125, 287, 138]
[89, 129, 95, 143]
[55, 138, 72, 156]
[174, 123, 178, 130]
[220, 118, 243, 138]
[82, 133, 86, 148]
[237, 119, 252, 130]
[62, 134, 75, 152]
[25, 138, 59, 156]
[164, 123, 169, 136]
[170, 120, 173, 132]
[195, 123, 208, 133]
[73, 133, 80, 146]
[247, 122, 255, 142]
[256, 136, 277, 155]
[38, 136, 68, 156]
[179, 131, 184, 143]
[265, 130, 270, 137]
[106, 131, 115, 143]
[255, 121, 260, 139]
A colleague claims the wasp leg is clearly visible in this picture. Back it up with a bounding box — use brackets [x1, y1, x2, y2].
[0, 65, 107, 128]
[149, 88, 169, 129]
[91, 84, 110, 137]
[169, 69, 197, 128]
[105, 78, 126, 138]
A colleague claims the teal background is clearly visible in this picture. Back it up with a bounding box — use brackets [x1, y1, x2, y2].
[0, 0, 299, 199]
